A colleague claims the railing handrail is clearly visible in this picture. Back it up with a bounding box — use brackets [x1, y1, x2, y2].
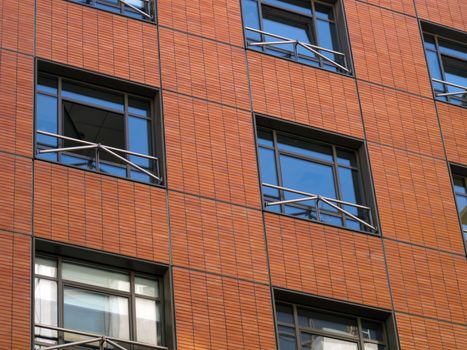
[262, 183, 376, 231]
[432, 78, 467, 97]
[244, 26, 350, 73]
[432, 78, 467, 91]
[34, 323, 168, 350]
[119, 0, 153, 19]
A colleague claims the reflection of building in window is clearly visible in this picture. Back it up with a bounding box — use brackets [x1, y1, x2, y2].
[256, 119, 377, 233]
[452, 167, 467, 252]
[70, 0, 156, 21]
[422, 22, 467, 107]
[241, 0, 351, 73]
[35, 69, 162, 184]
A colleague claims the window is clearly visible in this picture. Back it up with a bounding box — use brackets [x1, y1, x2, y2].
[35, 72, 162, 184]
[256, 124, 376, 233]
[241, 0, 351, 73]
[34, 255, 166, 349]
[70, 0, 156, 21]
[276, 302, 388, 350]
[422, 23, 467, 107]
[452, 170, 467, 251]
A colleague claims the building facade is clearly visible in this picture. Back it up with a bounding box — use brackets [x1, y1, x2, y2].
[0, 0, 466, 349]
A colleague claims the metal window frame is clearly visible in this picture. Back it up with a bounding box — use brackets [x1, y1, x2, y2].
[35, 73, 161, 183]
[275, 301, 388, 350]
[452, 174, 467, 249]
[423, 32, 467, 105]
[257, 127, 376, 232]
[68, 0, 156, 22]
[34, 255, 166, 350]
[243, 0, 350, 73]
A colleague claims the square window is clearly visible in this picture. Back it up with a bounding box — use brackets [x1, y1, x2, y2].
[241, 0, 351, 73]
[69, 0, 156, 22]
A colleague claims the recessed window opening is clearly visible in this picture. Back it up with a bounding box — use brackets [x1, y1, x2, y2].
[69, 0, 156, 22]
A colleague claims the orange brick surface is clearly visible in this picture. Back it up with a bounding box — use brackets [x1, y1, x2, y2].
[0, 0, 34, 54]
[437, 102, 467, 165]
[415, 0, 467, 32]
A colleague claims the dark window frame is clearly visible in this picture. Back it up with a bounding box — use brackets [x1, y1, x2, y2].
[34, 253, 166, 347]
[451, 165, 467, 254]
[35, 71, 162, 185]
[276, 301, 389, 350]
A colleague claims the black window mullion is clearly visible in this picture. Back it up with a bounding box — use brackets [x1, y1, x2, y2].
[310, 1, 321, 67]
[434, 35, 449, 95]
[293, 304, 301, 350]
[124, 93, 130, 178]
[130, 271, 137, 342]
[357, 317, 365, 350]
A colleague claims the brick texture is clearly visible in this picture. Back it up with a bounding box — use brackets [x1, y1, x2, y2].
[173, 268, 276, 350]
[164, 91, 261, 207]
[169, 192, 268, 283]
[357, 0, 416, 15]
[0, 231, 31, 350]
[265, 213, 392, 309]
[346, 0, 432, 96]
[437, 102, 467, 165]
[369, 143, 464, 254]
[157, 0, 244, 46]
[0, 0, 34, 54]
[0, 50, 34, 157]
[248, 51, 364, 138]
[415, 0, 467, 32]
[36, 0, 160, 86]
[386, 240, 467, 324]
[34, 161, 170, 263]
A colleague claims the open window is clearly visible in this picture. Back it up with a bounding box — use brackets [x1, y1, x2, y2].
[69, 0, 156, 21]
[256, 117, 378, 233]
[422, 22, 467, 107]
[35, 64, 163, 185]
[451, 164, 467, 253]
[241, 0, 352, 74]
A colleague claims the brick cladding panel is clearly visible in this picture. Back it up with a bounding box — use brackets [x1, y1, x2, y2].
[437, 102, 467, 165]
[386, 241, 467, 324]
[0, 231, 31, 350]
[169, 192, 268, 283]
[248, 52, 364, 138]
[265, 213, 392, 309]
[0, 0, 34, 54]
[0, 50, 34, 157]
[157, 0, 244, 46]
[173, 268, 276, 350]
[415, 0, 467, 32]
[345, 0, 432, 96]
[356, 0, 416, 15]
[369, 143, 465, 254]
[33, 161, 170, 263]
[164, 91, 261, 207]
[36, 0, 159, 86]
[159, 28, 250, 109]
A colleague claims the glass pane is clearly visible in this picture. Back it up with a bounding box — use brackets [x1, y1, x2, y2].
[276, 304, 294, 324]
[285, 205, 317, 220]
[35, 257, 57, 278]
[336, 149, 357, 167]
[128, 116, 151, 167]
[61, 153, 96, 170]
[423, 33, 436, 50]
[242, 0, 261, 41]
[364, 344, 385, 350]
[453, 176, 466, 194]
[263, 0, 312, 15]
[426, 50, 443, 89]
[316, 20, 338, 61]
[278, 135, 333, 162]
[136, 298, 161, 345]
[456, 194, 467, 227]
[301, 334, 358, 350]
[338, 167, 361, 215]
[130, 170, 152, 183]
[442, 55, 467, 105]
[35, 278, 58, 338]
[36, 94, 58, 147]
[259, 147, 280, 199]
[62, 262, 130, 292]
[37, 75, 58, 95]
[64, 287, 130, 339]
[257, 128, 274, 147]
[62, 80, 124, 112]
[315, 3, 334, 20]
[361, 320, 384, 341]
[128, 97, 150, 118]
[99, 162, 127, 177]
[278, 325, 297, 350]
[280, 155, 336, 200]
[135, 277, 159, 298]
[320, 213, 343, 226]
[439, 39, 467, 61]
[298, 308, 358, 337]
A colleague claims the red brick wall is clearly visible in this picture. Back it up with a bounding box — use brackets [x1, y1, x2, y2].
[1, 0, 466, 349]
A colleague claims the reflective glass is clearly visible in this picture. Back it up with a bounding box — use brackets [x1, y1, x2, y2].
[62, 81, 124, 112]
[61, 154, 96, 170]
[298, 309, 358, 337]
[36, 94, 58, 147]
[320, 213, 343, 226]
[35, 278, 58, 338]
[361, 320, 384, 341]
[99, 162, 127, 177]
[364, 344, 385, 350]
[337, 149, 357, 167]
[129, 97, 150, 118]
[128, 116, 151, 167]
[135, 277, 159, 298]
[455, 194, 467, 227]
[35, 257, 57, 278]
[37, 75, 58, 95]
[257, 128, 274, 147]
[243, 0, 262, 42]
[338, 167, 361, 214]
[64, 287, 130, 339]
[136, 298, 160, 345]
[263, 0, 312, 15]
[259, 147, 280, 199]
[301, 334, 358, 350]
[285, 205, 317, 220]
[278, 325, 297, 350]
[423, 33, 436, 50]
[426, 50, 443, 81]
[316, 20, 338, 61]
[130, 170, 152, 183]
[276, 304, 294, 324]
[439, 39, 467, 61]
[443, 56, 467, 94]
[62, 262, 130, 292]
[453, 176, 466, 194]
[315, 3, 334, 20]
[278, 135, 333, 162]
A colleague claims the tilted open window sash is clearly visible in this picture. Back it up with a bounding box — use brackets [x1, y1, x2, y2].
[69, 0, 156, 21]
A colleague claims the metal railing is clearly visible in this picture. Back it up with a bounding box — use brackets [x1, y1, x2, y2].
[36, 130, 161, 182]
[119, 0, 153, 19]
[432, 78, 467, 98]
[263, 183, 376, 231]
[245, 27, 350, 73]
[72, 0, 155, 20]
[34, 324, 167, 350]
